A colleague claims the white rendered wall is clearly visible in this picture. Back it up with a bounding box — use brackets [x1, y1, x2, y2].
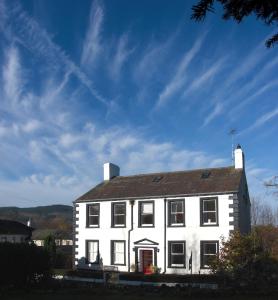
[75, 194, 234, 274]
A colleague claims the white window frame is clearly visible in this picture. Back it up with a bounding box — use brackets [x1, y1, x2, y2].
[112, 202, 126, 227]
[169, 199, 185, 226]
[111, 240, 125, 265]
[201, 198, 218, 225]
[87, 203, 100, 227]
[139, 201, 154, 227]
[168, 241, 186, 268]
[86, 240, 99, 264]
[201, 240, 219, 268]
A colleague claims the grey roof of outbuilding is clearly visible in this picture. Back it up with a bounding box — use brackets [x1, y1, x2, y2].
[0, 219, 33, 235]
[75, 166, 243, 202]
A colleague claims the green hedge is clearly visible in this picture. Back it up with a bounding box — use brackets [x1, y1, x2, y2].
[0, 242, 51, 287]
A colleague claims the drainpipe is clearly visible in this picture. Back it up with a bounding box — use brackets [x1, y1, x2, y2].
[163, 198, 167, 274]
[128, 199, 135, 272]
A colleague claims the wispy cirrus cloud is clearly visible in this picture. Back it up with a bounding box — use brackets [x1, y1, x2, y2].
[2, 46, 24, 108]
[155, 34, 205, 109]
[241, 107, 278, 135]
[81, 0, 104, 68]
[202, 37, 273, 126]
[183, 56, 226, 98]
[109, 33, 135, 79]
[0, 0, 108, 106]
[202, 102, 223, 127]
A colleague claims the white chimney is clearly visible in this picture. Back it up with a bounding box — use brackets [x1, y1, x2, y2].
[104, 162, 120, 181]
[234, 144, 245, 169]
[27, 218, 31, 227]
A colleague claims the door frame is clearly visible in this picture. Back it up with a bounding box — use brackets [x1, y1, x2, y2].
[134, 246, 158, 272]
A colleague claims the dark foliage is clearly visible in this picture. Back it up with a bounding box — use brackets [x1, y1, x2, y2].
[210, 229, 278, 288]
[192, 0, 278, 47]
[44, 234, 57, 267]
[0, 242, 51, 287]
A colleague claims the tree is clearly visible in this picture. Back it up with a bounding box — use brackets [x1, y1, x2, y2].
[211, 229, 278, 287]
[191, 0, 278, 48]
[251, 197, 277, 226]
[44, 234, 56, 267]
[265, 176, 278, 196]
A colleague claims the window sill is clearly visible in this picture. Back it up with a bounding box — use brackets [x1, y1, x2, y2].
[200, 223, 218, 227]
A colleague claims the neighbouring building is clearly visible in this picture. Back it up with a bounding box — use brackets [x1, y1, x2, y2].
[33, 229, 73, 247]
[0, 219, 33, 243]
[73, 145, 250, 274]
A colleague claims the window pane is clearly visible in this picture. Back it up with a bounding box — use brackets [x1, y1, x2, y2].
[89, 215, 99, 225]
[171, 213, 184, 224]
[205, 243, 217, 254]
[115, 204, 125, 214]
[203, 212, 216, 223]
[171, 201, 183, 213]
[203, 200, 215, 211]
[114, 215, 125, 225]
[142, 203, 153, 214]
[114, 253, 124, 264]
[172, 243, 184, 254]
[172, 254, 184, 265]
[142, 214, 153, 224]
[89, 204, 99, 215]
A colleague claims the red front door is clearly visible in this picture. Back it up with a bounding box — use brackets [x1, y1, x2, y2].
[141, 250, 153, 274]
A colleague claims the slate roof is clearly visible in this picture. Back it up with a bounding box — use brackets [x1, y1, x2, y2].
[76, 166, 243, 202]
[0, 219, 33, 235]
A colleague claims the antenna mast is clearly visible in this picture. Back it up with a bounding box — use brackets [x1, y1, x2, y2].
[229, 129, 237, 162]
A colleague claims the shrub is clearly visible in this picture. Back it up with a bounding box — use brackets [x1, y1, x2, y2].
[0, 242, 51, 287]
[211, 229, 278, 288]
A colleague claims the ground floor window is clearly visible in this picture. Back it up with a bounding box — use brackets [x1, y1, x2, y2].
[168, 241, 186, 268]
[111, 240, 126, 265]
[200, 240, 219, 268]
[86, 240, 99, 264]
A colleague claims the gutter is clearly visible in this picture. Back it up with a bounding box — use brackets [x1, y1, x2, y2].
[128, 200, 135, 272]
[75, 190, 238, 203]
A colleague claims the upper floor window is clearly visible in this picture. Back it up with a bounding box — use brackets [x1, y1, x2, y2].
[112, 202, 126, 227]
[168, 200, 185, 226]
[200, 197, 218, 226]
[111, 240, 126, 265]
[139, 201, 154, 227]
[87, 203, 100, 227]
[200, 240, 219, 268]
[168, 241, 186, 268]
[86, 240, 99, 264]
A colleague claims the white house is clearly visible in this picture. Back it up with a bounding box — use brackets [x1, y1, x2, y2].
[73, 145, 250, 274]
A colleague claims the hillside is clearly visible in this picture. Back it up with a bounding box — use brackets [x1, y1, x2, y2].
[0, 205, 73, 238]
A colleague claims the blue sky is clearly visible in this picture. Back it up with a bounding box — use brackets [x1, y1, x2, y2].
[0, 0, 277, 207]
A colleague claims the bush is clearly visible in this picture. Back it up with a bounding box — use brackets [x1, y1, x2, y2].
[211, 230, 278, 288]
[0, 242, 51, 287]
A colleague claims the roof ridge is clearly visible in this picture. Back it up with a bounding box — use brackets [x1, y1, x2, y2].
[114, 165, 235, 179]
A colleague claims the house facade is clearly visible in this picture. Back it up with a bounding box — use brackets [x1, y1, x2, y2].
[73, 145, 250, 274]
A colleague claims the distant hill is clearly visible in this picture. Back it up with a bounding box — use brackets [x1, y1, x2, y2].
[0, 205, 73, 239]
